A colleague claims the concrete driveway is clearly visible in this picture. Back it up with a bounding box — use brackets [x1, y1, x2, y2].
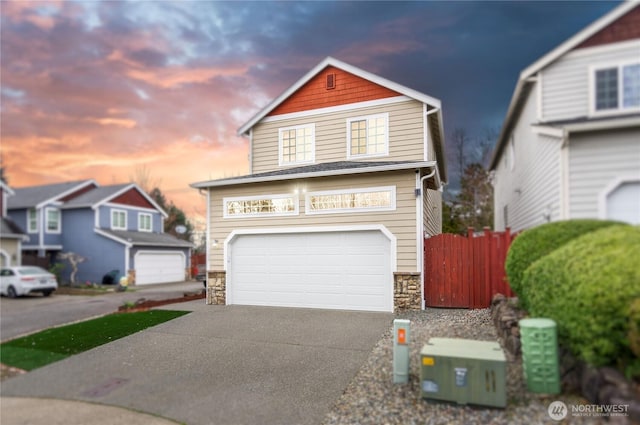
[1, 302, 392, 425]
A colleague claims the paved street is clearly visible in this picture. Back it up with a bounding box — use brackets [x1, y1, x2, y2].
[0, 281, 204, 341]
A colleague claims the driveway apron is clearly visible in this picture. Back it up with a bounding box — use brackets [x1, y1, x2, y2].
[1, 302, 392, 425]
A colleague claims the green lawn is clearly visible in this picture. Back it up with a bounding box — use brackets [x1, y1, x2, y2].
[0, 310, 189, 371]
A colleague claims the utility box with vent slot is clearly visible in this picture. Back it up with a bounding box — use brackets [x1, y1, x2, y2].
[420, 338, 506, 408]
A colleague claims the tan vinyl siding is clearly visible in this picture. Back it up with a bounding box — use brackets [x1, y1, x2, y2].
[251, 99, 425, 173]
[424, 188, 442, 237]
[208, 170, 418, 271]
[568, 128, 640, 219]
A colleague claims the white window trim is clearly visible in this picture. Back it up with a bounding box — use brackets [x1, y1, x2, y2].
[305, 186, 396, 215]
[27, 208, 38, 233]
[589, 60, 640, 117]
[45, 207, 61, 234]
[111, 209, 127, 230]
[346, 113, 389, 159]
[223, 193, 299, 219]
[138, 212, 153, 232]
[278, 123, 315, 167]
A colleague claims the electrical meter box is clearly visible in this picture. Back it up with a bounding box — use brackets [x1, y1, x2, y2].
[420, 338, 506, 408]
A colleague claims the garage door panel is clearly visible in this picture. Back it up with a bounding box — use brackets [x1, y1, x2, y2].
[229, 230, 393, 312]
[136, 252, 185, 285]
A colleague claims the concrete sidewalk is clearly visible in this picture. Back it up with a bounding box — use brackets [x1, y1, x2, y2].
[1, 301, 392, 425]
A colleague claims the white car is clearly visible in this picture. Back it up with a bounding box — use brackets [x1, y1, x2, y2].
[0, 266, 58, 298]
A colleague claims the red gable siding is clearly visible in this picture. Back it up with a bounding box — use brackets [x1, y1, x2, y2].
[267, 66, 401, 117]
[111, 188, 155, 209]
[576, 5, 640, 49]
[59, 183, 98, 202]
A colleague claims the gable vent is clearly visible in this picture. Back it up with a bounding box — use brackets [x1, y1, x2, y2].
[326, 73, 336, 90]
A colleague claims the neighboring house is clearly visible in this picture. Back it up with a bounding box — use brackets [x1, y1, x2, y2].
[7, 180, 192, 285]
[490, 2, 640, 232]
[192, 57, 447, 312]
[0, 180, 26, 267]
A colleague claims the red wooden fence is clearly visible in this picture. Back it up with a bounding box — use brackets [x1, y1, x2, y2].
[424, 227, 516, 309]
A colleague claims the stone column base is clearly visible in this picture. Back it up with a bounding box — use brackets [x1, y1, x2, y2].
[206, 270, 226, 305]
[394, 272, 421, 311]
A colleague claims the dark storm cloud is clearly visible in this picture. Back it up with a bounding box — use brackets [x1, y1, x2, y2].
[0, 0, 623, 209]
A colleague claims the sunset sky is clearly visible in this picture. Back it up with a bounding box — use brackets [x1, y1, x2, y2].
[0, 0, 620, 229]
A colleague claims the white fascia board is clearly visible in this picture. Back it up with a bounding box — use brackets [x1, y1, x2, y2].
[35, 179, 97, 210]
[237, 56, 441, 136]
[0, 180, 15, 196]
[94, 228, 132, 247]
[565, 115, 640, 133]
[531, 125, 565, 138]
[94, 184, 169, 218]
[191, 161, 437, 189]
[520, 2, 637, 80]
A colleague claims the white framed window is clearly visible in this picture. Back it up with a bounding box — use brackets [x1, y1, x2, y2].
[27, 208, 38, 233]
[138, 213, 152, 232]
[347, 113, 389, 159]
[591, 61, 640, 115]
[45, 207, 61, 233]
[306, 186, 396, 215]
[111, 209, 127, 230]
[278, 124, 315, 166]
[224, 194, 299, 218]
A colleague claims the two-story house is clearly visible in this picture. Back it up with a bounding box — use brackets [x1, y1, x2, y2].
[7, 180, 192, 285]
[490, 2, 640, 232]
[0, 180, 26, 267]
[192, 57, 447, 312]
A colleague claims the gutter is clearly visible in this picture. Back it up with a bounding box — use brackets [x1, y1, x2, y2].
[191, 161, 437, 189]
[416, 165, 438, 310]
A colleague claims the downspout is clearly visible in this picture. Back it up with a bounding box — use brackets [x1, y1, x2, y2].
[417, 105, 441, 310]
[198, 188, 210, 296]
[417, 166, 437, 310]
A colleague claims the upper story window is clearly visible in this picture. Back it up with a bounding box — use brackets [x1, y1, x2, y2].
[27, 208, 38, 233]
[45, 207, 61, 233]
[592, 62, 640, 114]
[306, 186, 396, 215]
[347, 113, 389, 159]
[279, 124, 315, 166]
[111, 209, 127, 230]
[138, 213, 152, 232]
[224, 194, 299, 218]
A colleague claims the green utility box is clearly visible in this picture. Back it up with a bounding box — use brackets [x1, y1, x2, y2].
[420, 338, 506, 408]
[519, 318, 560, 394]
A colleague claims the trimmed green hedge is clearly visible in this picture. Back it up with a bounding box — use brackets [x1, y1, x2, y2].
[505, 219, 624, 309]
[523, 225, 640, 371]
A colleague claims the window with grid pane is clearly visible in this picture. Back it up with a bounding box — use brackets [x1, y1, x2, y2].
[306, 186, 396, 214]
[593, 62, 640, 113]
[347, 113, 388, 158]
[111, 209, 126, 230]
[224, 195, 298, 218]
[279, 124, 314, 165]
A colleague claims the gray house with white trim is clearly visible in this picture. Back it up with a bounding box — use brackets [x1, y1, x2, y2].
[490, 2, 640, 231]
[192, 57, 447, 312]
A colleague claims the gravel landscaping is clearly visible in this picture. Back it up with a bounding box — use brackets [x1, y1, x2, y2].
[322, 308, 605, 425]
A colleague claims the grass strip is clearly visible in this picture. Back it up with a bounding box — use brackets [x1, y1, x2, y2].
[0, 310, 189, 371]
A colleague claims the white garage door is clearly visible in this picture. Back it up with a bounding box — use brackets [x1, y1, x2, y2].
[135, 251, 185, 285]
[606, 181, 640, 225]
[228, 230, 393, 312]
